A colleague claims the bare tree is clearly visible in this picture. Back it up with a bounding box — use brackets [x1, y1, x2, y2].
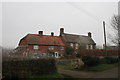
[108, 15, 120, 47]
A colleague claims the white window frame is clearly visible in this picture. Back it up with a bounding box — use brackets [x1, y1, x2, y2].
[60, 46, 64, 50]
[70, 43, 74, 48]
[90, 45, 93, 49]
[75, 43, 79, 49]
[49, 46, 54, 50]
[86, 45, 89, 49]
[34, 45, 39, 49]
[23, 52, 27, 57]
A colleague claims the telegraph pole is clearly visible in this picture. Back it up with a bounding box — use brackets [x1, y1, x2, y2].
[103, 21, 107, 56]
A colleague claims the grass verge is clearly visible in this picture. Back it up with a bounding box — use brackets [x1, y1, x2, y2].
[30, 72, 64, 78]
[80, 62, 119, 72]
[58, 61, 119, 72]
[57, 65, 75, 70]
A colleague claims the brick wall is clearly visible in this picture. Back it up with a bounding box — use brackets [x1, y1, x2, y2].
[28, 45, 65, 54]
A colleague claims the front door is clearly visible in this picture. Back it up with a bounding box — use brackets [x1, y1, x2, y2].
[54, 52, 59, 58]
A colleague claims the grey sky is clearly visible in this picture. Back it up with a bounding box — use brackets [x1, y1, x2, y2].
[2, 2, 118, 48]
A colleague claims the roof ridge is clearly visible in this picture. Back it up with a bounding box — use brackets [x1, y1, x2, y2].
[64, 33, 80, 36]
[28, 34, 59, 37]
[64, 33, 88, 37]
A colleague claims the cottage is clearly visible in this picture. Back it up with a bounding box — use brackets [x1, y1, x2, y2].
[59, 28, 96, 54]
[16, 31, 65, 58]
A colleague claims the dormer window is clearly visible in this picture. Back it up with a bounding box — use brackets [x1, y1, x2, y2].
[34, 45, 39, 49]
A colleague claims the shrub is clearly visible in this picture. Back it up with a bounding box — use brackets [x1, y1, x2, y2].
[2, 58, 57, 79]
[70, 61, 84, 69]
[65, 47, 74, 56]
[82, 56, 100, 67]
[104, 56, 119, 64]
[78, 49, 118, 56]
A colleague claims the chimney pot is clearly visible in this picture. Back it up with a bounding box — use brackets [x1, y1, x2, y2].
[51, 32, 54, 36]
[88, 32, 92, 38]
[39, 31, 43, 35]
[60, 28, 64, 36]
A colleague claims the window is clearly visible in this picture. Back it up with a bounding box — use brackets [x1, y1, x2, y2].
[86, 45, 89, 49]
[75, 43, 79, 49]
[60, 46, 64, 50]
[90, 45, 93, 49]
[70, 43, 74, 48]
[49, 46, 54, 50]
[34, 45, 39, 49]
[23, 52, 27, 57]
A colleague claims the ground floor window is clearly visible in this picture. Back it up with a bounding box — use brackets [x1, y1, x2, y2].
[48, 52, 59, 58]
[23, 52, 27, 57]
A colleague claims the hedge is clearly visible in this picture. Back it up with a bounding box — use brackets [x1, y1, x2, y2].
[82, 56, 100, 67]
[104, 56, 119, 64]
[78, 49, 119, 56]
[2, 58, 57, 79]
[82, 56, 119, 67]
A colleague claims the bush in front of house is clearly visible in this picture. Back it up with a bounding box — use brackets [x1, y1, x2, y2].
[104, 56, 119, 64]
[2, 58, 57, 79]
[70, 61, 84, 69]
[65, 47, 74, 56]
[82, 56, 100, 67]
[78, 49, 118, 56]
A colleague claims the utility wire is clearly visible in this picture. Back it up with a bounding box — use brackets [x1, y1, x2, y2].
[64, 1, 102, 22]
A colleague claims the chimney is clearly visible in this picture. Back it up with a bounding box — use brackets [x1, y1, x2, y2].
[60, 28, 64, 36]
[39, 31, 43, 35]
[88, 32, 92, 38]
[51, 32, 54, 36]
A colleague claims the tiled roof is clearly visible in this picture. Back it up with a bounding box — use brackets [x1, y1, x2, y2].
[62, 33, 79, 43]
[23, 34, 65, 46]
[62, 33, 96, 45]
[78, 35, 95, 45]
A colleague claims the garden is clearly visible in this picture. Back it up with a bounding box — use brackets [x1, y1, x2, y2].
[57, 56, 119, 72]
[2, 48, 119, 79]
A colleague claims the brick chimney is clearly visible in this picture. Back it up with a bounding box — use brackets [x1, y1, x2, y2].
[88, 32, 92, 38]
[39, 31, 43, 35]
[51, 32, 54, 36]
[60, 28, 64, 36]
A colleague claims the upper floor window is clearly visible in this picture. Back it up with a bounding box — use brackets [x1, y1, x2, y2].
[49, 46, 54, 50]
[75, 43, 79, 49]
[60, 46, 64, 50]
[34, 45, 39, 49]
[70, 43, 74, 48]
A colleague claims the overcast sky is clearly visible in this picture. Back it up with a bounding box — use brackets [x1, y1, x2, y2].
[1, 1, 118, 48]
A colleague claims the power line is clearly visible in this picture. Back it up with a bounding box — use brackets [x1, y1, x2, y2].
[64, 1, 102, 22]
